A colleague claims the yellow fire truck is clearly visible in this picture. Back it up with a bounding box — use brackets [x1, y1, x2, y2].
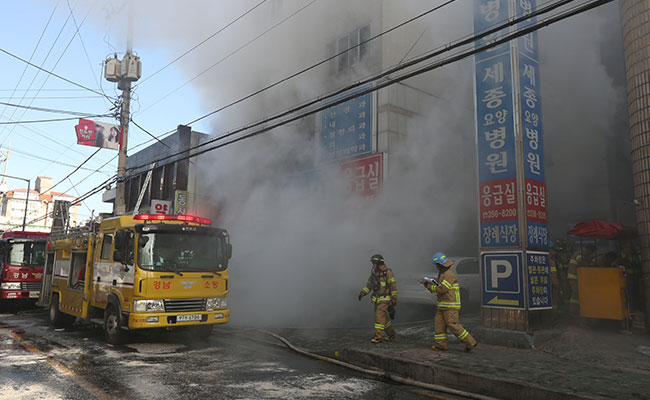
[41, 213, 231, 344]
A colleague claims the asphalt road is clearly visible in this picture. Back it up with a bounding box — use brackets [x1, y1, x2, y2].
[0, 305, 470, 400]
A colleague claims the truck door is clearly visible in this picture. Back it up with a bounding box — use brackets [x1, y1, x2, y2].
[92, 231, 114, 308]
[37, 250, 54, 307]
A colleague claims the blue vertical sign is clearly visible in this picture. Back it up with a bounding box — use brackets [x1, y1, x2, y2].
[516, 0, 549, 248]
[320, 87, 373, 162]
[474, 0, 520, 248]
[526, 251, 552, 309]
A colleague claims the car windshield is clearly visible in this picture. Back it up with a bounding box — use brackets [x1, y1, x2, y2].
[6, 241, 47, 267]
[137, 232, 225, 272]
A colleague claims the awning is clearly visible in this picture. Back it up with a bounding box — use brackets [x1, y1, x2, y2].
[567, 221, 637, 240]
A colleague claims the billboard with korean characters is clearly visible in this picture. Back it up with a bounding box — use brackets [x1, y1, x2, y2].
[340, 152, 383, 198]
[320, 87, 374, 162]
[75, 118, 122, 150]
[516, 0, 549, 248]
[474, 0, 519, 248]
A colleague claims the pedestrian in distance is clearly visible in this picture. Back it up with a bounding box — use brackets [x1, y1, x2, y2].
[358, 254, 398, 343]
[421, 252, 477, 352]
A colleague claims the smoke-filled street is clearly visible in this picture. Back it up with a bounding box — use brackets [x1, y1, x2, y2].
[0, 307, 474, 400]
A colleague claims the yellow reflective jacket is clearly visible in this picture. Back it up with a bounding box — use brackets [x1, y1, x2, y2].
[361, 265, 397, 303]
[426, 269, 461, 309]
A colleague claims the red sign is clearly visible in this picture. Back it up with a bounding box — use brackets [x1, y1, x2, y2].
[524, 179, 548, 223]
[75, 118, 123, 150]
[340, 153, 384, 197]
[479, 178, 519, 222]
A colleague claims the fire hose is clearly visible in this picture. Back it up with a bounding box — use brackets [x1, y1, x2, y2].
[259, 329, 498, 400]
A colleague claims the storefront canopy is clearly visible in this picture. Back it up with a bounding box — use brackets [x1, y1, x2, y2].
[568, 221, 637, 240]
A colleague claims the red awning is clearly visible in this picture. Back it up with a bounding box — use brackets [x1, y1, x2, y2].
[567, 221, 636, 240]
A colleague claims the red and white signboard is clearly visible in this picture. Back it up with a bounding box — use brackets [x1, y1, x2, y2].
[340, 152, 384, 197]
[75, 118, 123, 150]
[151, 200, 172, 215]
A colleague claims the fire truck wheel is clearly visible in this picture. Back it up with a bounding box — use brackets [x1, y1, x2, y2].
[49, 294, 74, 328]
[104, 305, 124, 345]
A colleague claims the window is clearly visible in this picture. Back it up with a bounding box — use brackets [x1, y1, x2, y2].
[332, 24, 371, 73]
[68, 252, 87, 290]
[455, 259, 479, 275]
[100, 234, 113, 260]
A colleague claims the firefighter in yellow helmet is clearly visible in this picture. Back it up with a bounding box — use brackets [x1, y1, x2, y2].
[422, 252, 477, 352]
[358, 254, 397, 343]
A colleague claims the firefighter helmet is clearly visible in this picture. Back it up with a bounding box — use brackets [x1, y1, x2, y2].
[432, 252, 454, 267]
[370, 254, 385, 265]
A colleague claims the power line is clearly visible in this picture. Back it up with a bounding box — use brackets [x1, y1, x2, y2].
[136, 0, 318, 116]
[39, 147, 102, 196]
[0, 47, 117, 99]
[135, 0, 270, 87]
[0, 0, 61, 130]
[129, 0, 459, 150]
[128, 0, 607, 174]
[0, 101, 113, 117]
[0, 114, 112, 125]
[0, 145, 112, 174]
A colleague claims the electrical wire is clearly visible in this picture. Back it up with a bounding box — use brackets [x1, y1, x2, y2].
[136, 0, 318, 115]
[0, 47, 117, 99]
[135, 0, 270, 87]
[39, 147, 102, 196]
[0, 101, 113, 117]
[129, 0, 460, 151]
[0, 145, 111, 174]
[0, 114, 112, 125]
[128, 0, 613, 175]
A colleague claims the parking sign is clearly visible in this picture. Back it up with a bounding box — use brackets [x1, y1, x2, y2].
[481, 251, 525, 309]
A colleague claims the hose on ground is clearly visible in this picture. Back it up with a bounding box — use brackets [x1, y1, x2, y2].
[259, 329, 498, 400]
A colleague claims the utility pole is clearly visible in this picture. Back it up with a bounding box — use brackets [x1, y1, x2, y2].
[105, 53, 141, 215]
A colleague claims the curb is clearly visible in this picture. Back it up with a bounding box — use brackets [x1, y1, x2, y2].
[329, 348, 605, 400]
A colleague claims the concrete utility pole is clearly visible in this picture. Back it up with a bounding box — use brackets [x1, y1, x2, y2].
[620, 0, 650, 329]
[115, 80, 131, 215]
[105, 53, 141, 215]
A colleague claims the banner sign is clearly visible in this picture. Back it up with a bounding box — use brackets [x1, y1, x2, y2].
[516, 0, 549, 248]
[320, 87, 373, 162]
[526, 251, 552, 309]
[75, 119, 122, 150]
[339, 152, 383, 198]
[474, 0, 519, 248]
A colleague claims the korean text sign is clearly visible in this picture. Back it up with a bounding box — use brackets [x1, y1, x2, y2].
[320, 88, 373, 162]
[526, 251, 552, 309]
[517, 0, 549, 248]
[474, 0, 519, 248]
[339, 153, 383, 197]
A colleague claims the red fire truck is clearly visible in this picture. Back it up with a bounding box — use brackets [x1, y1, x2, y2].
[0, 231, 49, 307]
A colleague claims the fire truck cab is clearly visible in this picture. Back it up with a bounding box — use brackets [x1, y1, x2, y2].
[0, 231, 49, 307]
[43, 213, 231, 344]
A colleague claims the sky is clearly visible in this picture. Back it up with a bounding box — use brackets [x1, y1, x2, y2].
[0, 0, 220, 222]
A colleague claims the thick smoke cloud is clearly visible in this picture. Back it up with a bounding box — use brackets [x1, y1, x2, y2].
[94, 0, 631, 326]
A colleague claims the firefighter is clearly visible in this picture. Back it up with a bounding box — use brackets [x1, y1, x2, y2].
[567, 244, 596, 314]
[422, 252, 477, 352]
[358, 254, 397, 343]
[549, 245, 560, 312]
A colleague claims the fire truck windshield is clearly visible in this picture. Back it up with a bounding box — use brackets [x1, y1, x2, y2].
[137, 232, 226, 272]
[6, 241, 46, 268]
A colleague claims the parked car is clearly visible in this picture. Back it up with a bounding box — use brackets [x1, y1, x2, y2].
[397, 257, 481, 309]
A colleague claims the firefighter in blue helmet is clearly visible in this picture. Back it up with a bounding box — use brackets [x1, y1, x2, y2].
[359, 254, 398, 343]
[422, 252, 477, 352]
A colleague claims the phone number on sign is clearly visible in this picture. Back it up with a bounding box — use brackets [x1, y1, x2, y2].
[482, 208, 517, 220]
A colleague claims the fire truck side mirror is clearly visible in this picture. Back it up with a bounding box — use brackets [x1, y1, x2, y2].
[225, 243, 232, 260]
[113, 249, 125, 264]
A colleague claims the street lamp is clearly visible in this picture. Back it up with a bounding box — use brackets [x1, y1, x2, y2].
[0, 174, 30, 231]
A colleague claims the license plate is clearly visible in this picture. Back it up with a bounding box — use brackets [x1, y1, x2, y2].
[29, 291, 40, 298]
[177, 314, 202, 322]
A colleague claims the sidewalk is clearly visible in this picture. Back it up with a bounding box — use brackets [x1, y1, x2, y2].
[267, 314, 650, 400]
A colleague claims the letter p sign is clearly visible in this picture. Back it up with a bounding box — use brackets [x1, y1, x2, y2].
[482, 252, 522, 294]
[491, 260, 512, 288]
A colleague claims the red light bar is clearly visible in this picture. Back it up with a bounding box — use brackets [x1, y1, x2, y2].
[133, 214, 212, 225]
